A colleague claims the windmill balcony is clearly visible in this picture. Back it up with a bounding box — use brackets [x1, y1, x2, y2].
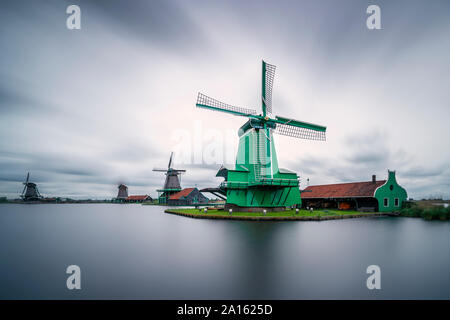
[220, 178, 299, 190]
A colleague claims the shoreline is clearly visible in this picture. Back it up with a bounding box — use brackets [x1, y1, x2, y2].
[164, 209, 397, 221]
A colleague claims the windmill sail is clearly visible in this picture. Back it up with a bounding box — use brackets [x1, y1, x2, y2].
[274, 116, 326, 141]
[168, 152, 173, 169]
[21, 172, 29, 196]
[262, 61, 276, 115]
[274, 123, 326, 140]
[256, 129, 272, 180]
[196, 93, 257, 117]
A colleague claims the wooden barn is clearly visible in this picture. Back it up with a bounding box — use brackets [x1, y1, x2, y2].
[301, 170, 407, 212]
[125, 195, 152, 203]
[167, 188, 209, 206]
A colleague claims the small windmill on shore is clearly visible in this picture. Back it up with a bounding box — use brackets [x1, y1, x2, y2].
[21, 172, 42, 201]
[153, 152, 186, 204]
[196, 60, 326, 211]
[116, 184, 128, 200]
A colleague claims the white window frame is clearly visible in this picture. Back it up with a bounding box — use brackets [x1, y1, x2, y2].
[394, 198, 399, 207]
[383, 198, 389, 207]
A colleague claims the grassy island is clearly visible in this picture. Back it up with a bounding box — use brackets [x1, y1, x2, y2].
[164, 208, 390, 221]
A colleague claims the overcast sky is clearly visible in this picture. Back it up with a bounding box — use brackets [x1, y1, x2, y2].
[0, 0, 449, 199]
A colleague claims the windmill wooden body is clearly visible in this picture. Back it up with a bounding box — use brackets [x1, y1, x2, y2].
[153, 152, 186, 204]
[117, 184, 128, 200]
[21, 172, 42, 201]
[196, 60, 326, 211]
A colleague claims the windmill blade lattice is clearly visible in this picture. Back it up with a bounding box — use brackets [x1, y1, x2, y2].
[22, 172, 29, 197]
[196, 93, 257, 117]
[263, 62, 276, 115]
[274, 123, 326, 141]
[168, 152, 173, 169]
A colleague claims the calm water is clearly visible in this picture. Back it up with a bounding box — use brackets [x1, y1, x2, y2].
[0, 203, 449, 299]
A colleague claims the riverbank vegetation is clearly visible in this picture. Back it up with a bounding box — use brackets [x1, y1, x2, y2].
[400, 201, 450, 220]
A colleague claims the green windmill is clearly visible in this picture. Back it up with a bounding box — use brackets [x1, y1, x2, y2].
[196, 60, 326, 211]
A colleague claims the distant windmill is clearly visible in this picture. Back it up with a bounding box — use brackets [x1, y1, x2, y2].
[117, 184, 128, 200]
[21, 172, 42, 201]
[153, 152, 186, 204]
[196, 60, 326, 210]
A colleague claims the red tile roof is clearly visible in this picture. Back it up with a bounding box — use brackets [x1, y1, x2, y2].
[301, 180, 386, 199]
[126, 195, 150, 201]
[169, 188, 195, 200]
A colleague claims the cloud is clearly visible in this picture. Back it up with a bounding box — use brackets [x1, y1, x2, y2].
[87, 0, 210, 55]
[402, 166, 447, 179]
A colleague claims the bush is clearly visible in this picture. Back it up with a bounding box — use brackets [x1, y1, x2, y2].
[402, 201, 414, 209]
[438, 207, 449, 221]
[400, 206, 422, 217]
[400, 204, 450, 220]
[421, 208, 436, 220]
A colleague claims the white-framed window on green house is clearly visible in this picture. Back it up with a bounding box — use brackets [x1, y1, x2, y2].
[383, 198, 389, 207]
[394, 198, 399, 207]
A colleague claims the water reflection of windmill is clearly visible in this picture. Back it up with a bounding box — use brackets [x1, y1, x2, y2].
[21, 172, 43, 201]
[153, 152, 186, 204]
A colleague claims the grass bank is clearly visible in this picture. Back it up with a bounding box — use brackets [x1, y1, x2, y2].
[165, 208, 388, 221]
[400, 201, 450, 221]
